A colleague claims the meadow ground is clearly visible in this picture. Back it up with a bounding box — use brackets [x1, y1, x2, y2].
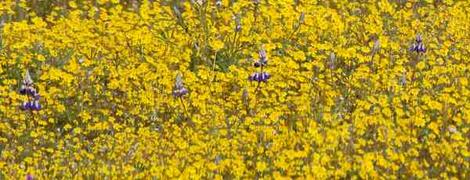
[0, 0, 469, 179]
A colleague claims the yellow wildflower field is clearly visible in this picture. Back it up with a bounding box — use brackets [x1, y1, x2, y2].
[0, 0, 469, 179]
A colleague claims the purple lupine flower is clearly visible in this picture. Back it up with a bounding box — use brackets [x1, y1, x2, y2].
[173, 74, 188, 98]
[249, 72, 270, 82]
[19, 70, 42, 111]
[264, 72, 271, 79]
[418, 43, 426, 52]
[260, 72, 268, 82]
[173, 87, 188, 97]
[410, 34, 426, 53]
[249, 72, 259, 81]
[249, 47, 271, 83]
[20, 101, 34, 111]
[31, 100, 41, 111]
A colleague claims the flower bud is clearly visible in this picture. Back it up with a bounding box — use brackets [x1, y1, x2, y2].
[416, 34, 422, 43]
[19, 85, 27, 95]
[259, 49, 267, 64]
[254, 61, 261, 67]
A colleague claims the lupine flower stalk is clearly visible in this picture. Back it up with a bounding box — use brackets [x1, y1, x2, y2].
[249, 48, 271, 83]
[173, 74, 188, 98]
[410, 34, 426, 81]
[410, 34, 426, 53]
[173, 73, 191, 123]
[19, 70, 41, 111]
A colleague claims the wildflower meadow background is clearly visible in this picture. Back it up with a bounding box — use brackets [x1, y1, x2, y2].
[0, 0, 469, 179]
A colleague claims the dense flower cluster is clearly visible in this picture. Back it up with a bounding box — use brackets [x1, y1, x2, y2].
[0, 0, 469, 179]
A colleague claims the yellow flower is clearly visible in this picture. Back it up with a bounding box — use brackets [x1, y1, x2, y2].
[210, 39, 225, 51]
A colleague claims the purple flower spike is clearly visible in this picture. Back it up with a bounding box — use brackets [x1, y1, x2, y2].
[173, 88, 188, 98]
[19, 70, 43, 111]
[26, 174, 33, 180]
[249, 72, 270, 82]
[173, 74, 189, 98]
[248, 48, 270, 84]
[410, 34, 426, 53]
[180, 87, 188, 96]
